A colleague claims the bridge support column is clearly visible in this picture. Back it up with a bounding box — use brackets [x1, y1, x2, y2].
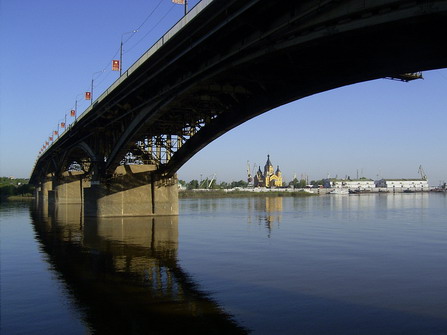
[53, 171, 90, 204]
[38, 178, 53, 202]
[83, 165, 178, 217]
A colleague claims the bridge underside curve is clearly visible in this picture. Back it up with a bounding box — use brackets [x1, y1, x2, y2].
[30, 0, 447, 216]
[101, 0, 447, 177]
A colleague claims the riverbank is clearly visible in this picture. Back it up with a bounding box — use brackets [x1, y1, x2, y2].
[179, 189, 316, 198]
[0, 195, 34, 202]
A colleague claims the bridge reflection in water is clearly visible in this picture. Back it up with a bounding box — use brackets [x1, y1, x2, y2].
[30, 204, 248, 334]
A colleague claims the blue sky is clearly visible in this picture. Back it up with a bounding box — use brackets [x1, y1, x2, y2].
[1, 0, 446, 185]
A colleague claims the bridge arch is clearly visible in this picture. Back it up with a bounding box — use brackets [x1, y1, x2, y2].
[97, 0, 447, 177]
[57, 142, 99, 178]
[31, 0, 447, 189]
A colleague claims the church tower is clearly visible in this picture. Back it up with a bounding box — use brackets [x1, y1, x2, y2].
[253, 155, 283, 188]
[264, 154, 274, 179]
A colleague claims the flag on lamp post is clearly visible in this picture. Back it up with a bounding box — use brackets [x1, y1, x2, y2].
[85, 92, 91, 100]
[112, 60, 120, 71]
[172, 0, 187, 14]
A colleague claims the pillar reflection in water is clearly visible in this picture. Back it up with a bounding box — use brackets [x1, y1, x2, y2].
[31, 204, 248, 334]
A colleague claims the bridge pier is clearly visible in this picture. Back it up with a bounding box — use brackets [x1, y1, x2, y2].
[53, 171, 90, 204]
[36, 178, 53, 203]
[84, 165, 178, 217]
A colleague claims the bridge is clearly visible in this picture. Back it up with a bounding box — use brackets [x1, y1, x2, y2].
[30, 0, 447, 216]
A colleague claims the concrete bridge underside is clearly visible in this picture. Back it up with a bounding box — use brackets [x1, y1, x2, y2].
[31, 0, 447, 216]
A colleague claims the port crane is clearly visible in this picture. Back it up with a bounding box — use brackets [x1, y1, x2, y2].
[247, 161, 257, 186]
[247, 161, 252, 184]
[199, 173, 216, 189]
[418, 165, 427, 180]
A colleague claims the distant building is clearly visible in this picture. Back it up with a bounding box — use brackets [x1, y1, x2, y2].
[323, 178, 375, 190]
[254, 155, 283, 188]
[375, 179, 429, 190]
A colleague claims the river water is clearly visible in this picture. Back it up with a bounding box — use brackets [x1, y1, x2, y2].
[1, 193, 447, 334]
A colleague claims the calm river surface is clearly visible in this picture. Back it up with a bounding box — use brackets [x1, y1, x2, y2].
[1, 193, 447, 334]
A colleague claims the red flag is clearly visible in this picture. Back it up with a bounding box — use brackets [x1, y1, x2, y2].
[85, 92, 91, 100]
[112, 60, 120, 71]
[70, 110, 76, 117]
[61, 122, 65, 128]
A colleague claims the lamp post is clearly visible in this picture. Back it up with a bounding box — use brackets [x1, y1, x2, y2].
[172, 0, 188, 15]
[91, 70, 105, 105]
[72, 92, 84, 122]
[120, 30, 138, 76]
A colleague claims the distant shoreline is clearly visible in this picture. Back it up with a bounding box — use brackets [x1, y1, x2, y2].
[1, 195, 34, 202]
[179, 189, 317, 198]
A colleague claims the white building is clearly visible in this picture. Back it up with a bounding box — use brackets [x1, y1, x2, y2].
[375, 179, 429, 190]
[323, 178, 375, 190]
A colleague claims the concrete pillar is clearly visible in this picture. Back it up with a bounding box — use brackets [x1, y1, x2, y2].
[54, 171, 90, 204]
[34, 186, 42, 203]
[84, 165, 178, 217]
[38, 178, 53, 202]
[152, 175, 179, 215]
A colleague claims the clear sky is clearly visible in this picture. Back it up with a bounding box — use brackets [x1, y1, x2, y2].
[1, 0, 446, 186]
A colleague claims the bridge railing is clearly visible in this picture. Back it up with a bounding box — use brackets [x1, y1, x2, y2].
[75, 0, 213, 126]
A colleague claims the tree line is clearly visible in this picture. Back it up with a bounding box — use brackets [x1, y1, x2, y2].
[0, 177, 34, 199]
[0, 176, 326, 199]
[179, 178, 325, 190]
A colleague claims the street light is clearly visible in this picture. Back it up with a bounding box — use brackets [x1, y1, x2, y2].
[91, 70, 105, 105]
[72, 92, 84, 121]
[120, 30, 138, 76]
[172, 0, 188, 15]
[183, 0, 188, 15]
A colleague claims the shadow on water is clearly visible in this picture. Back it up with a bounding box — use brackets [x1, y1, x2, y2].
[30, 202, 249, 334]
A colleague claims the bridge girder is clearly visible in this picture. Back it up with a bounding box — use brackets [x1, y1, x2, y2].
[31, 0, 447, 183]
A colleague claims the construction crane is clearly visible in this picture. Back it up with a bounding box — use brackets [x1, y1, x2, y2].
[247, 161, 257, 186]
[207, 173, 216, 188]
[252, 163, 257, 178]
[418, 165, 427, 180]
[247, 161, 253, 184]
[199, 173, 216, 189]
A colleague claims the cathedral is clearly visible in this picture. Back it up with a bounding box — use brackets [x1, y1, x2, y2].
[254, 155, 283, 188]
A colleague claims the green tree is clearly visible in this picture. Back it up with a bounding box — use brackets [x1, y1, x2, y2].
[288, 178, 306, 188]
[187, 179, 199, 190]
[230, 180, 248, 188]
[218, 181, 229, 189]
[310, 179, 324, 187]
[17, 184, 34, 195]
[0, 185, 16, 198]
